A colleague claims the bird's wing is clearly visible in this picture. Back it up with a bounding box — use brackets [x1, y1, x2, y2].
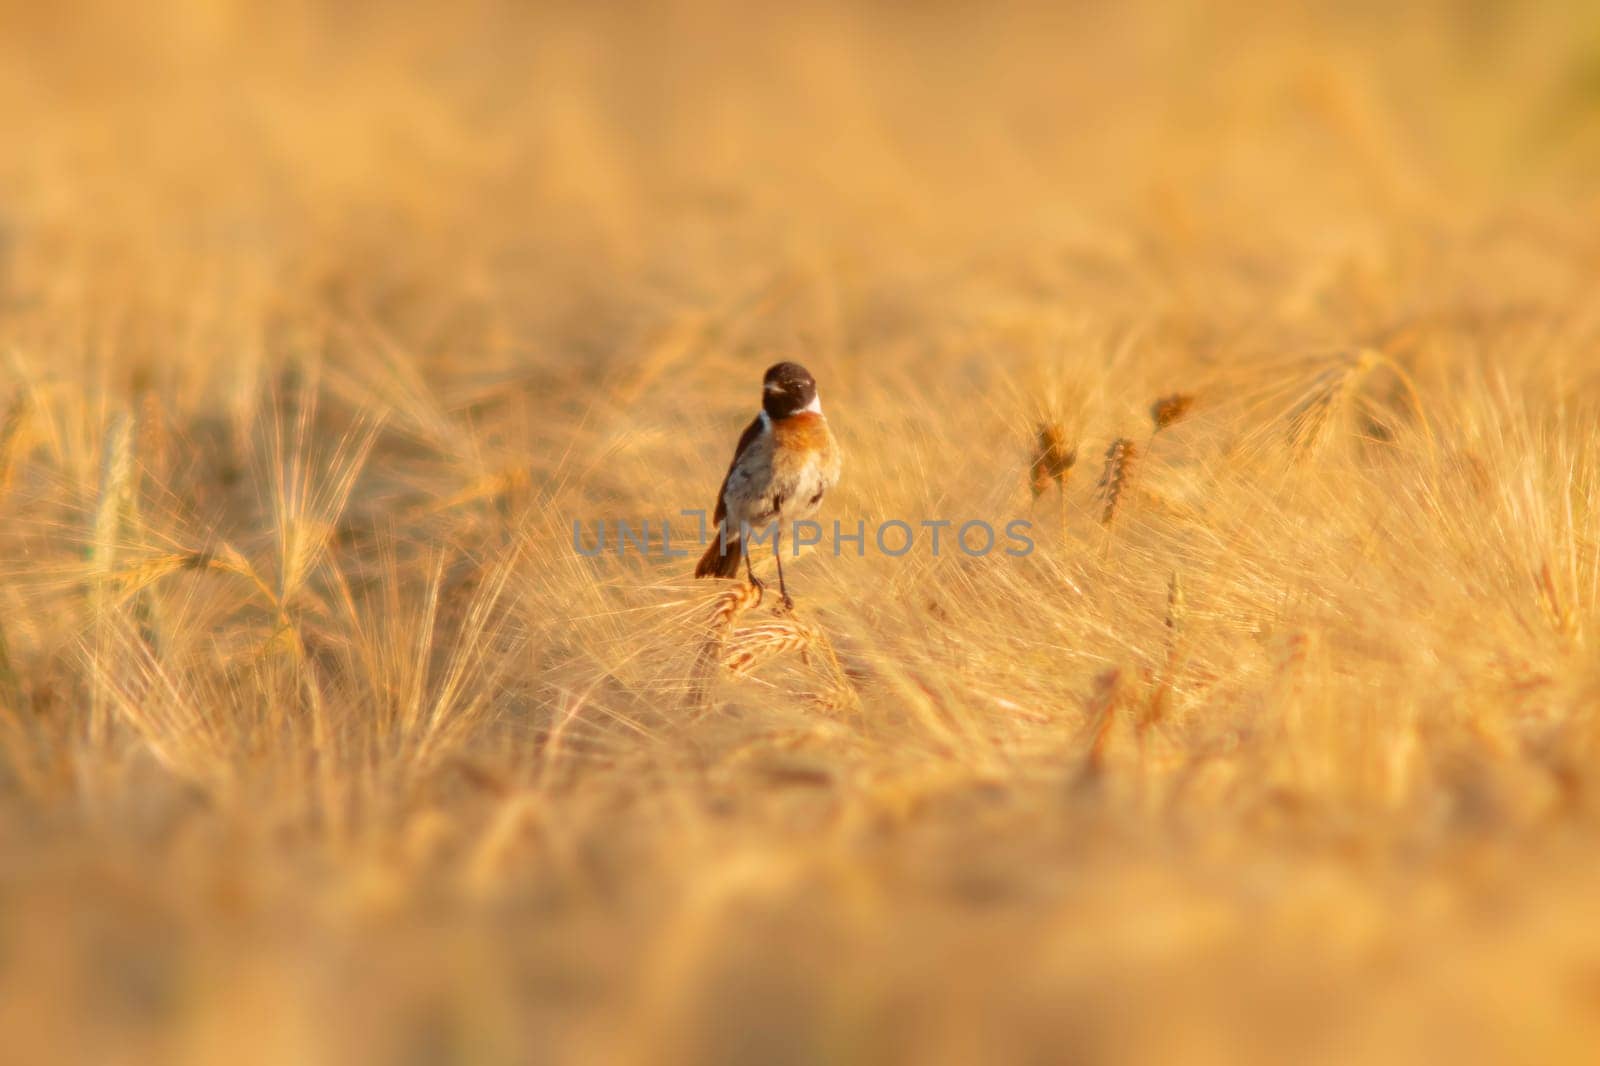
[713, 414, 765, 526]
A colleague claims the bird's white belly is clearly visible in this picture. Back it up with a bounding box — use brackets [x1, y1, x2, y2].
[728, 453, 833, 528]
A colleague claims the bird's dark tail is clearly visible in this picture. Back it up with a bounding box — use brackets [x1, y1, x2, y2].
[694, 534, 742, 579]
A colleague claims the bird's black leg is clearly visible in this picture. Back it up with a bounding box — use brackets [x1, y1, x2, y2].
[742, 537, 764, 603]
[772, 511, 793, 612]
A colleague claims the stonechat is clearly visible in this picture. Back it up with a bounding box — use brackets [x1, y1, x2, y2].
[694, 361, 841, 609]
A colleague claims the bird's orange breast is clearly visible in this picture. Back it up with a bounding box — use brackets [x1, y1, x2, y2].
[770, 412, 841, 484]
[771, 411, 831, 451]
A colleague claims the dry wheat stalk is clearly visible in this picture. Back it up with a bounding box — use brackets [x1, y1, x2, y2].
[86, 414, 140, 745]
[0, 393, 28, 495]
[1097, 438, 1139, 526]
[809, 685, 860, 715]
[1287, 351, 1377, 456]
[1150, 393, 1196, 433]
[1029, 422, 1076, 497]
[722, 619, 817, 677]
[1081, 668, 1124, 777]
[687, 582, 764, 711]
[1146, 570, 1188, 735]
[91, 414, 137, 584]
[413, 463, 534, 520]
[101, 547, 239, 604]
[1284, 348, 1437, 459]
[1165, 570, 1186, 635]
[706, 581, 763, 633]
[686, 580, 847, 717]
[135, 388, 169, 491]
[1536, 560, 1577, 642]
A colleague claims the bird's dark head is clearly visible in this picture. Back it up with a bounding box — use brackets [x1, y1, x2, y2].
[762, 361, 820, 419]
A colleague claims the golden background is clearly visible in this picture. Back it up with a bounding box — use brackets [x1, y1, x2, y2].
[2, 2, 1600, 1063]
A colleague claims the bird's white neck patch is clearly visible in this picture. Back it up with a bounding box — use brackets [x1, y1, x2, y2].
[803, 395, 823, 414]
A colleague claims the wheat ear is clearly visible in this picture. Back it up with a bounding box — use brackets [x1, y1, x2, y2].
[1150, 393, 1196, 433]
[1029, 422, 1076, 498]
[722, 619, 818, 677]
[1287, 349, 1434, 459]
[688, 583, 763, 712]
[1097, 438, 1139, 527]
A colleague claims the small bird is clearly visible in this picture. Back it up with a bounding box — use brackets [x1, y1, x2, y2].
[694, 361, 841, 610]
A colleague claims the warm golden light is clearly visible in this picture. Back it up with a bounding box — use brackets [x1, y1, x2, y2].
[3, 2, 1600, 1063]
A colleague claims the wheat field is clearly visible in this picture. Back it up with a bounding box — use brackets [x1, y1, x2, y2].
[3, 2, 1600, 1063]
